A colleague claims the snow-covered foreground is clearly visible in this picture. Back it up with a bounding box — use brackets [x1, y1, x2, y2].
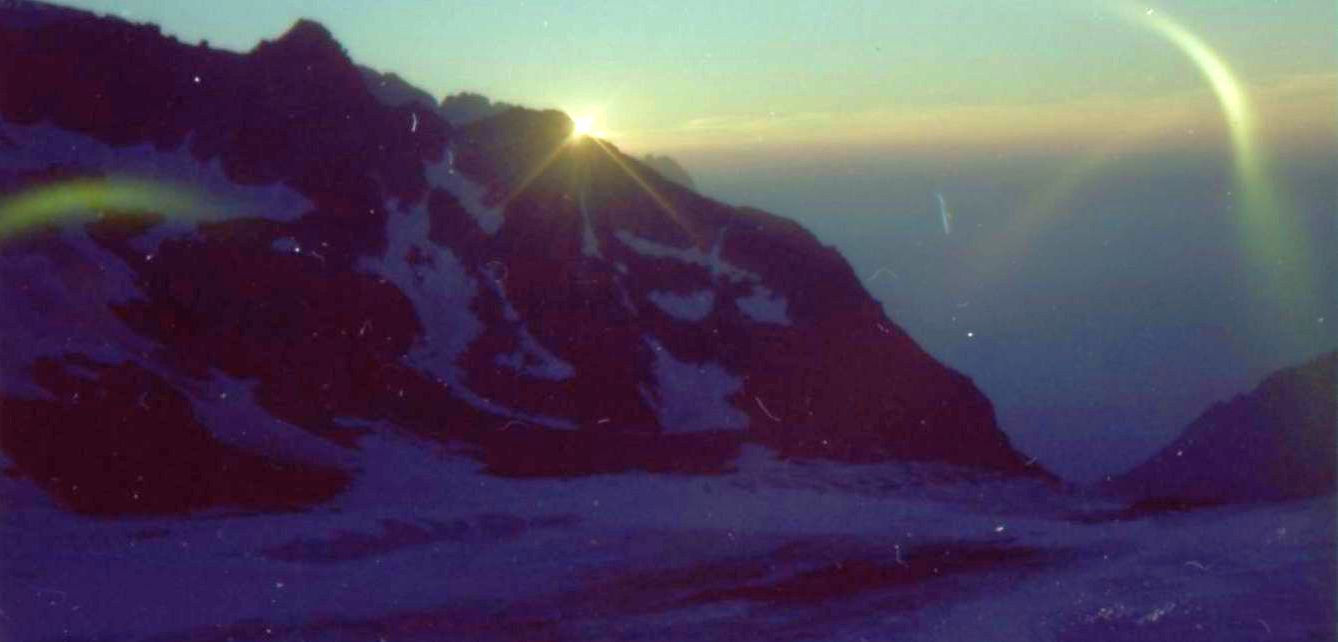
[2, 440, 1333, 642]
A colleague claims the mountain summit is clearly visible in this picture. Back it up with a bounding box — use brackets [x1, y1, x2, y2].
[0, 2, 1039, 517]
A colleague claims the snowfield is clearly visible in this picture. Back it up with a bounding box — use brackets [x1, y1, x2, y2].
[2, 440, 1331, 642]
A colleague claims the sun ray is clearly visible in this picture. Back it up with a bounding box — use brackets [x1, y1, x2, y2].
[493, 113, 699, 249]
[497, 141, 571, 210]
[587, 136, 699, 247]
[496, 116, 605, 210]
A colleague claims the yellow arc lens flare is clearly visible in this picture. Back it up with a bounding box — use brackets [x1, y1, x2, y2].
[986, 4, 1317, 353]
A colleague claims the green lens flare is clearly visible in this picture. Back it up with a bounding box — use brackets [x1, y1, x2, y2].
[1000, 4, 1320, 354]
[0, 178, 202, 241]
[1128, 4, 1318, 351]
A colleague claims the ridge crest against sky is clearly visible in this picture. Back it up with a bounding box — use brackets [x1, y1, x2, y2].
[52, 0, 1335, 159]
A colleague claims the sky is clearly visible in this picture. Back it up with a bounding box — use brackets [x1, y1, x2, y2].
[53, 0, 1335, 158]
[50, 0, 1338, 480]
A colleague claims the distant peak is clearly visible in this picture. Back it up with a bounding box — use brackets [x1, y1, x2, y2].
[440, 91, 520, 125]
[254, 18, 348, 62]
[283, 18, 337, 44]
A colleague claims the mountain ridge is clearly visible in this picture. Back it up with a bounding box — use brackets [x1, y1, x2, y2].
[1109, 350, 1336, 504]
[0, 1, 1043, 517]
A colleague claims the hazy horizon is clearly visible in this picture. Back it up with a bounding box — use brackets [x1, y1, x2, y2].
[693, 146, 1335, 480]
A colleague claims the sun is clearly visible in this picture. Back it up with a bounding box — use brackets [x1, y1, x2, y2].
[571, 115, 596, 139]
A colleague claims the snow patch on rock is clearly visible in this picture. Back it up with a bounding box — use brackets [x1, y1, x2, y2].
[648, 289, 715, 322]
[496, 327, 577, 381]
[0, 228, 157, 397]
[190, 371, 350, 467]
[426, 146, 502, 234]
[614, 229, 757, 284]
[363, 201, 481, 386]
[480, 266, 576, 381]
[639, 336, 748, 433]
[736, 285, 792, 326]
[363, 194, 575, 430]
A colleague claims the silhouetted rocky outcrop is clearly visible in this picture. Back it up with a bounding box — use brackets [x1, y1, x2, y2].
[1110, 350, 1336, 503]
[359, 66, 438, 109]
[440, 91, 519, 125]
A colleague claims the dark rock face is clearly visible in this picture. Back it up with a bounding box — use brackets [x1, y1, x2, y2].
[0, 10, 449, 260]
[0, 2, 1037, 516]
[1110, 351, 1336, 503]
[0, 355, 350, 516]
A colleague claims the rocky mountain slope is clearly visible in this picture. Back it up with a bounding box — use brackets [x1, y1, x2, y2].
[0, 0, 1038, 518]
[1110, 350, 1335, 503]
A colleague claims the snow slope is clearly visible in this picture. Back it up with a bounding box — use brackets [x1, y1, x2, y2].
[2, 444, 1331, 641]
